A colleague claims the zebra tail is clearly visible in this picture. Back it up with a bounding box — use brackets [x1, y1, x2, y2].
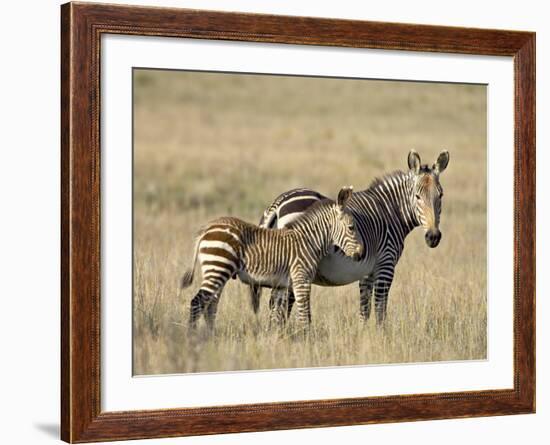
[180, 235, 201, 289]
[259, 207, 278, 229]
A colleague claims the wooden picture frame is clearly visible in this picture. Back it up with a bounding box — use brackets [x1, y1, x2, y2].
[61, 2, 535, 442]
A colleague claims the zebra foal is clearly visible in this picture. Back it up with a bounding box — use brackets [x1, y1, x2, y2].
[180, 186, 363, 331]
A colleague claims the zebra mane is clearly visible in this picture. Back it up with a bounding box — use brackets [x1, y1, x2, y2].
[365, 170, 412, 193]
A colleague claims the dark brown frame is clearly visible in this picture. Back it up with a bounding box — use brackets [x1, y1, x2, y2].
[61, 2, 536, 442]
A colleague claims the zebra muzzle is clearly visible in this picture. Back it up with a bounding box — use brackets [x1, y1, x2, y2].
[425, 229, 442, 248]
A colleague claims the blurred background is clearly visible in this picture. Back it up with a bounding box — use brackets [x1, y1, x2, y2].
[133, 69, 487, 375]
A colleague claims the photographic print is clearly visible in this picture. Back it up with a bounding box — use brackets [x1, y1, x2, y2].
[132, 69, 487, 375]
[62, 5, 535, 440]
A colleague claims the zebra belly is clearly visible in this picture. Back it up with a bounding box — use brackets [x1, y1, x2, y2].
[237, 269, 291, 289]
[314, 253, 375, 286]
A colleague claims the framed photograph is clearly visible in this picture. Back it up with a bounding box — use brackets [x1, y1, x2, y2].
[61, 2, 535, 442]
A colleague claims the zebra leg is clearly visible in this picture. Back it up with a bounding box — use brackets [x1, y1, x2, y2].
[373, 279, 392, 325]
[268, 288, 288, 329]
[190, 265, 232, 329]
[286, 289, 296, 319]
[359, 276, 374, 322]
[369, 261, 396, 326]
[248, 284, 262, 314]
[189, 289, 216, 329]
[268, 288, 296, 328]
[205, 292, 222, 332]
[292, 280, 312, 330]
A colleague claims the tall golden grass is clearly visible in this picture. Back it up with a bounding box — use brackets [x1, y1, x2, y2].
[133, 70, 487, 375]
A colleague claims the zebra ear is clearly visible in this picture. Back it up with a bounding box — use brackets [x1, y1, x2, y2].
[434, 150, 450, 174]
[337, 186, 353, 210]
[408, 149, 421, 174]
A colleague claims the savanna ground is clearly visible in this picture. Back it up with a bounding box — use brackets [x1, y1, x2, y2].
[133, 69, 487, 375]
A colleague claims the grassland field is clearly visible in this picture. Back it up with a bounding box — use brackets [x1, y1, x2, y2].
[133, 70, 487, 375]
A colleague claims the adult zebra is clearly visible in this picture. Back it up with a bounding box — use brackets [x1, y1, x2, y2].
[250, 149, 450, 326]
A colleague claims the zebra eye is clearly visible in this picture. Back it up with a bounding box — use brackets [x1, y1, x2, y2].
[348, 224, 355, 231]
[415, 194, 422, 200]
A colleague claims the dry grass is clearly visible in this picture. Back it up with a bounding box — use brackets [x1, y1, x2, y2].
[133, 70, 487, 375]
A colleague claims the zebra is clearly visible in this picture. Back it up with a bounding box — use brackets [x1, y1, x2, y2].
[249, 149, 450, 326]
[180, 186, 363, 331]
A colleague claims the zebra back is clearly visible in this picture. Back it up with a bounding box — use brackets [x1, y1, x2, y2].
[259, 188, 328, 229]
